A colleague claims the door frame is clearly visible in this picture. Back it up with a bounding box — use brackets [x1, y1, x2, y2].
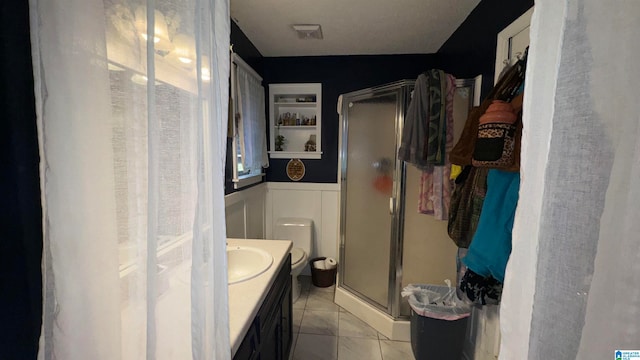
[338, 80, 414, 317]
[494, 7, 534, 84]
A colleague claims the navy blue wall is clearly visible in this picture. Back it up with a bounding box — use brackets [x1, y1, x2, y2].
[231, 20, 264, 76]
[0, 1, 43, 358]
[438, 0, 534, 98]
[262, 54, 441, 183]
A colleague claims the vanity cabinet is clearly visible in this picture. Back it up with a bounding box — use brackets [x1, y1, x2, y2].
[268, 83, 322, 159]
[234, 254, 292, 360]
[233, 322, 259, 360]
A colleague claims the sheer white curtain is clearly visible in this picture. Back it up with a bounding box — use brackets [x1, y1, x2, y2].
[29, 0, 230, 358]
[235, 61, 268, 178]
[501, 1, 640, 359]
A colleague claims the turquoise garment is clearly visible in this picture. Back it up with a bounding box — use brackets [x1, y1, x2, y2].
[463, 169, 520, 283]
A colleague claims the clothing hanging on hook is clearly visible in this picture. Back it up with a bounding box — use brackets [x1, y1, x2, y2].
[399, 69, 456, 220]
[452, 55, 528, 305]
[418, 73, 456, 219]
[449, 60, 526, 167]
[399, 70, 448, 168]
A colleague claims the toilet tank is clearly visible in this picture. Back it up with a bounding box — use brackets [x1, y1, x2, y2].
[274, 218, 313, 254]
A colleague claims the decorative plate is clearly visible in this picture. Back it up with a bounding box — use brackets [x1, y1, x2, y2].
[286, 159, 305, 181]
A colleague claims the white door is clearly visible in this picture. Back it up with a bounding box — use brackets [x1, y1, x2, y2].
[494, 7, 534, 83]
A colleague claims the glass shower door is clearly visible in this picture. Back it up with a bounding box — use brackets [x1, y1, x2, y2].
[398, 80, 476, 316]
[340, 90, 401, 311]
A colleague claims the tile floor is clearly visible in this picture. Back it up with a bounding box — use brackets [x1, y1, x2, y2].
[291, 276, 414, 360]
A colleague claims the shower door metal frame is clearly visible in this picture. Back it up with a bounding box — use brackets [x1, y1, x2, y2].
[338, 80, 414, 319]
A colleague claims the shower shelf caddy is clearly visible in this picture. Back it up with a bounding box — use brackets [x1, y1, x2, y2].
[268, 83, 322, 159]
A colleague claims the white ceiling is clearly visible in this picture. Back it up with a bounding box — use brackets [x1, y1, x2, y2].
[230, 0, 481, 57]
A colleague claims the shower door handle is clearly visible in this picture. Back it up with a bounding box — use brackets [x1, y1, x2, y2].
[389, 197, 395, 215]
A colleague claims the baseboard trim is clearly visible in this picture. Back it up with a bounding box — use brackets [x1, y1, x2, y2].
[334, 286, 410, 342]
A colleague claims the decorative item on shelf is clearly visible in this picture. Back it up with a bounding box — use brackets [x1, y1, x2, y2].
[275, 125, 286, 151]
[304, 135, 317, 152]
[279, 112, 298, 126]
[279, 112, 318, 126]
[286, 159, 305, 181]
[277, 95, 294, 103]
[295, 95, 316, 103]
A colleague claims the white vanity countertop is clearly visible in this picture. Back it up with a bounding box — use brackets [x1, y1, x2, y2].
[227, 238, 292, 357]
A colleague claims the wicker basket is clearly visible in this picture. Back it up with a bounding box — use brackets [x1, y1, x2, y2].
[309, 257, 337, 288]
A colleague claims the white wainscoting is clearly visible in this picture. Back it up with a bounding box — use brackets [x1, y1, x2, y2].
[224, 183, 267, 239]
[265, 182, 340, 275]
[224, 182, 341, 277]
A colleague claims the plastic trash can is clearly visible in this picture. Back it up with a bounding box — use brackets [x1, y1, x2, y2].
[402, 283, 471, 360]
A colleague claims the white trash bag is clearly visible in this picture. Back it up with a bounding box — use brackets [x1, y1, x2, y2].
[401, 280, 471, 321]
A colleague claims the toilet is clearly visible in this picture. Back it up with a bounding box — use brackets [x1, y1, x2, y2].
[274, 217, 313, 303]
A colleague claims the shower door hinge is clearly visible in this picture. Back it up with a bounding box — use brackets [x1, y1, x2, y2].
[389, 197, 395, 215]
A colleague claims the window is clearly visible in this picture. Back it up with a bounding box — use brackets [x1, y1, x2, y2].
[231, 54, 268, 189]
[109, 61, 202, 273]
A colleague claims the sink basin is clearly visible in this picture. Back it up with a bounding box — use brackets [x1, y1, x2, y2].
[227, 246, 273, 284]
[176, 246, 274, 285]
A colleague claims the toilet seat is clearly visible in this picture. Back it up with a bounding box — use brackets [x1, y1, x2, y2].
[290, 248, 306, 266]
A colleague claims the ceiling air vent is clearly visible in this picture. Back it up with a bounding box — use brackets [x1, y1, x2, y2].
[292, 24, 323, 40]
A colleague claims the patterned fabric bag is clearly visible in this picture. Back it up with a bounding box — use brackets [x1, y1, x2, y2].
[472, 100, 519, 169]
[447, 166, 489, 248]
[449, 60, 526, 167]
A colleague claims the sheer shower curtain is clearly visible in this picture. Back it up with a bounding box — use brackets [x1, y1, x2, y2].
[29, 0, 230, 358]
[501, 1, 640, 359]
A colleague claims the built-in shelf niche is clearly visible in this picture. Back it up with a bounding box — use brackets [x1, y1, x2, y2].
[268, 83, 322, 159]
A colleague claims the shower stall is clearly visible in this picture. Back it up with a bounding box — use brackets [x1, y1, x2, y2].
[334, 79, 479, 340]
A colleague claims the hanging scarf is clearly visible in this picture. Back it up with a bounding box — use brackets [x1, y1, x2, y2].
[418, 73, 455, 219]
[426, 69, 447, 165]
